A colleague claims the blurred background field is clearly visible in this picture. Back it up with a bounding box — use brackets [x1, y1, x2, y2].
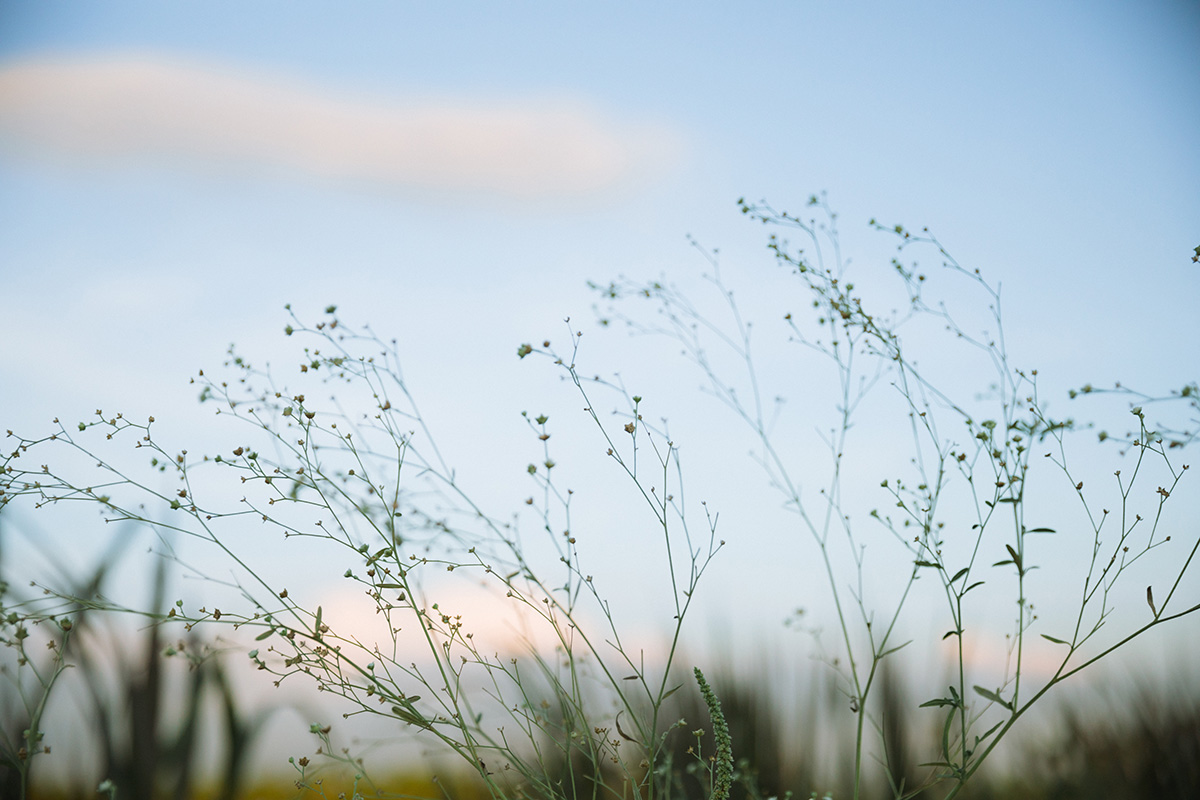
[2, 536, 1196, 800]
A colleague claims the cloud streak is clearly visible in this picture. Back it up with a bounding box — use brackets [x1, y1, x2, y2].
[0, 53, 681, 200]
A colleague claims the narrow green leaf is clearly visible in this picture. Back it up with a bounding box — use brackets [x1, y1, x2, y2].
[1040, 634, 1070, 645]
[314, 605, 323, 634]
[255, 629, 273, 641]
[963, 581, 986, 594]
[973, 685, 1012, 710]
[992, 559, 1014, 567]
[949, 567, 969, 583]
[1026, 527, 1056, 534]
[878, 640, 912, 658]
[975, 720, 1004, 745]
[366, 547, 391, 564]
[391, 706, 428, 727]
[942, 709, 955, 761]
[661, 683, 683, 700]
[919, 697, 957, 708]
[1005, 544, 1021, 570]
[942, 629, 962, 640]
[915, 560, 940, 568]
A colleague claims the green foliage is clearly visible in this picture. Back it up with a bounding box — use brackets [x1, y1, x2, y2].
[692, 668, 733, 800]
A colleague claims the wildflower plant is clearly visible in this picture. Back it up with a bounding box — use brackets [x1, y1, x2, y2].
[591, 195, 1199, 798]
[1, 306, 722, 800]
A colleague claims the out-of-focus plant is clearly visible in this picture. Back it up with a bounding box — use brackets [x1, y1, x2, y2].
[72, 556, 276, 800]
[0, 517, 98, 800]
[1012, 678, 1200, 798]
[0, 519, 276, 800]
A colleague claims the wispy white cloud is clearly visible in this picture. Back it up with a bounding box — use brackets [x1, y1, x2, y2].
[0, 53, 683, 200]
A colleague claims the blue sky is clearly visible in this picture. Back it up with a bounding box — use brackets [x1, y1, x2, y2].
[2, 0, 1199, 733]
